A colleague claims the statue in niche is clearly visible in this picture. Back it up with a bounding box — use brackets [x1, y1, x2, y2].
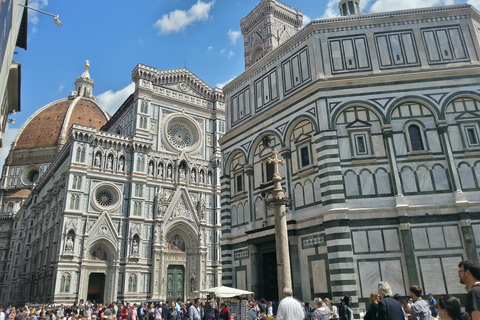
[148, 163, 154, 176]
[95, 154, 101, 167]
[199, 172, 204, 183]
[65, 236, 74, 251]
[132, 239, 139, 255]
[168, 234, 185, 252]
[190, 272, 196, 291]
[91, 247, 107, 261]
[179, 169, 186, 181]
[118, 158, 124, 172]
[191, 170, 196, 182]
[167, 166, 172, 178]
[208, 172, 212, 184]
[107, 156, 113, 169]
[158, 164, 163, 177]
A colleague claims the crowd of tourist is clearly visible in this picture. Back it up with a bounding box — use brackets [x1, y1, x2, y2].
[1, 260, 479, 320]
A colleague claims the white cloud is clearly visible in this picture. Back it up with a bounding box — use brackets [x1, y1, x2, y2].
[370, 0, 454, 13]
[153, 0, 216, 34]
[207, 46, 214, 51]
[97, 82, 135, 114]
[467, 0, 480, 10]
[303, 14, 312, 26]
[56, 84, 65, 95]
[216, 77, 235, 89]
[0, 126, 20, 171]
[323, 0, 339, 18]
[228, 50, 235, 59]
[227, 29, 242, 45]
[220, 49, 226, 55]
[27, 0, 49, 25]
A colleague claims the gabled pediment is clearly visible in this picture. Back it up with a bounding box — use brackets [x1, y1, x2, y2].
[85, 211, 119, 246]
[294, 133, 311, 144]
[346, 119, 372, 129]
[153, 68, 215, 100]
[455, 111, 480, 122]
[163, 187, 200, 229]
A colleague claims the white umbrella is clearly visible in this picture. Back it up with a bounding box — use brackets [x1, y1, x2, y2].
[197, 285, 254, 298]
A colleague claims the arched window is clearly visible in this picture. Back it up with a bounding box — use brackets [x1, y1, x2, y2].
[128, 274, 137, 292]
[408, 124, 424, 151]
[75, 147, 86, 162]
[60, 273, 71, 292]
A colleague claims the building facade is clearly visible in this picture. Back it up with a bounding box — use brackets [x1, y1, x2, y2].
[0, 63, 225, 304]
[220, 0, 480, 310]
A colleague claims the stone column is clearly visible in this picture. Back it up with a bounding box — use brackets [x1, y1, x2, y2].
[437, 122, 466, 203]
[266, 150, 292, 300]
[458, 216, 479, 262]
[248, 244, 262, 297]
[398, 221, 419, 285]
[382, 126, 406, 206]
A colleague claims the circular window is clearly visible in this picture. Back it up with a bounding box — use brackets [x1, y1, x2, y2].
[21, 166, 40, 185]
[92, 184, 121, 212]
[167, 123, 192, 149]
[164, 115, 201, 152]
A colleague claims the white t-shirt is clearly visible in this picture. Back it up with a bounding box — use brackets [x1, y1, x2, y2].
[276, 297, 304, 320]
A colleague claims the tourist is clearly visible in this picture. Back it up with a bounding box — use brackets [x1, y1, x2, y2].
[218, 304, 230, 320]
[458, 260, 480, 320]
[377, 281, 404, 320]
[364, 292, 380, 320]
[437, 295, 470, 320]
[275, 287, 304, 320]
[311, 298, 330, 320]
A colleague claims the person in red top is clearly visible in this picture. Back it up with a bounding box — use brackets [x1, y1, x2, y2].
[219, 303, 230, 320]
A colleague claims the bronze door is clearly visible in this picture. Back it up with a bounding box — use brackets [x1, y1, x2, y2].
[166, 265, 184, 302]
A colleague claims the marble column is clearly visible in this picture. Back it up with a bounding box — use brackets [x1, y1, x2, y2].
[458, 215, 479, 262]
[399, 221, 419, 285]
[267, 150, 292, 300]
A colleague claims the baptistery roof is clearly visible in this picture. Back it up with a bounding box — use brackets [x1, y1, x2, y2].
[6, 62, 110, 166]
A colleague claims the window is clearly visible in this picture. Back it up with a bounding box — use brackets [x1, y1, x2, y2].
[265, 162, 275, 183]
[75, 147, 86, 162]
[72, 175, 82, 189]
[128, 274, 137, 292]
[408, 124, 424, 151]
[374, 31, 419, 68]
[328, 36, 371, 73]
[299, 145, 311, 168]
[135, 184, 143, 197]
[465, 126, 480, 146]
[422, 26, 468, 64]
[231, 87, 251, 125]
[136, 156, 145, 172]
[235, 174, 244, 193]
[133, 202, 142, 216]
[139, 117, 148, 129]
[140, 100, 148, 114]
[142, 274, 151, 293]
[282, 48, 311, 92]
[254, 70, 278, 111]
[354, 134, 368, 155]
[70, 195, 80, 210]
[60, 273, 71, 292]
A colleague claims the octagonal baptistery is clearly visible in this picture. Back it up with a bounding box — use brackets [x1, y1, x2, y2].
[2, 63, 110, 190]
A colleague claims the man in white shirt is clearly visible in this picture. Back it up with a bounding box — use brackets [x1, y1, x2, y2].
[276, 287, 305, 320]
[188, 299, 202, 320]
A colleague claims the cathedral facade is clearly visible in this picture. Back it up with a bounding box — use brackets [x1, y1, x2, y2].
[220, 0, 480, 310]
[0, 63, 225, 304]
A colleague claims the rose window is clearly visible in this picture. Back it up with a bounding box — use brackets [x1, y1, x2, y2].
[96, 190, 113, 207]
[92, 184, 121, 212]
[167, 123, 192, 149]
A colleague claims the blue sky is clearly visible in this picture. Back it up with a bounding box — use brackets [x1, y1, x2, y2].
[1, 0, 479, 166]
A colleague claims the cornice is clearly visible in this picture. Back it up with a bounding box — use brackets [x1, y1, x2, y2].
[225, 4, 477, 94]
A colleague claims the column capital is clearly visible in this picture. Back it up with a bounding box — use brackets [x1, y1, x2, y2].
[399, 223, 411, 231]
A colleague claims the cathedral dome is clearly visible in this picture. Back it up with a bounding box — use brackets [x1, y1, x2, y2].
[6, 62, 110, 166]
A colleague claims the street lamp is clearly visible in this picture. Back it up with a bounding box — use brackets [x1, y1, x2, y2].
[18, 3, 62, 26]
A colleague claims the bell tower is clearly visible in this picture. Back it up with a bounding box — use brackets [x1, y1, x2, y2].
[241, 0, 303, 69]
